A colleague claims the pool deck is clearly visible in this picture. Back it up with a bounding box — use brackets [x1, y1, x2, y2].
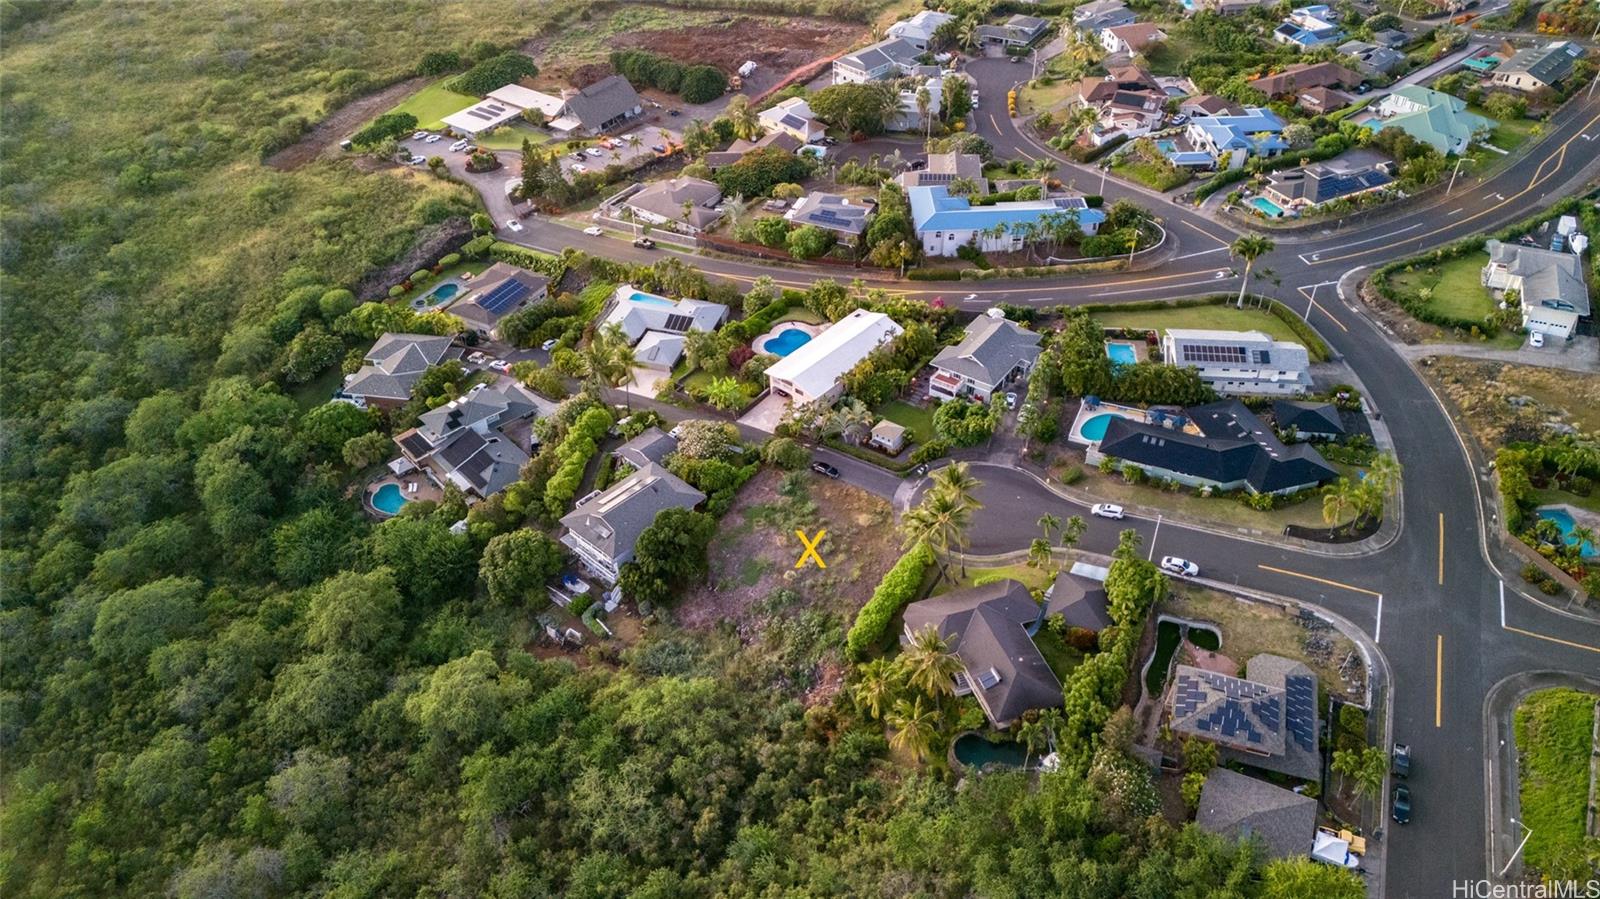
[1104, 338, 1149, 365]
[1066, 401, 1150, 446]
[365, 472, 442, 518]
[1536, 503, 1600, 557]
[753, 321, 826, 357]
[412, 276, 468, 310]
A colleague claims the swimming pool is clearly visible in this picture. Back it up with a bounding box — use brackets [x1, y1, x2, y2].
[1079, 413, 1120, 442]
[424, 282, 460, 305]
[761, 327, 814, 357]
[1536, 507, 1598, 557]
[1250, 196, 1286, 218]
[372, 483, 409, 516]
[626, 290, 675, 306]
[1156, 139, 1178, 153]
[953, 733, 1030, 770]
[1106, 342, 1138, 366]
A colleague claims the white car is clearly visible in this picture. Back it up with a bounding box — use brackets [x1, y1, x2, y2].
[488, 359, 511, 373]
[505, 218, 523, 232]
[424, 134, 442, 144]
[412, 131, 428, 140]
[541, 338, 560, 351]
[582, 226, 604, 236]
[585, 147, 605, 157]
[1160, 556, 1200, 577]
[572, 163, 588, 174]
[449, 139, 469, 152]
[1529, 331, 1545, 348]
[970, 91, 980, 106]
[1004, 392, 1018, 410]
[407, 155, 427, 165]
[1091, 503, 1125, 520]
[467, 351, 488, 365]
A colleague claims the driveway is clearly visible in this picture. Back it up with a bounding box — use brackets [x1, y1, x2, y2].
[1398, 335, 1600, 373]
[737, 391, 790, 433]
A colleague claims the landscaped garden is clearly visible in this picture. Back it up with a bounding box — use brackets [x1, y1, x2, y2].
[1512, 687, 1599, 879]
[1089, 303, 1314, 347]
[876, 399, 937, 443]
[385, 79, 480, 130]
[1385, 251, 1497, 322]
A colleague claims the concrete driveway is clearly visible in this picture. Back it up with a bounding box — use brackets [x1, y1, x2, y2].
[737, 392, 790, 433]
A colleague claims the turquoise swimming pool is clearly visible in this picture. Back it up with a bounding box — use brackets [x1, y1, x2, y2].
[626, 290, 675, 306]
[1250, 196, 1286, 218]
[1537, 507, 1597, 557]
[372, 483, 408, 516]
[1079, 413, 1120, 442]
[761, 327, 813, 357]
[953, 733, 1030, 769]
[423, 281, 461, 306]
[1106, 342, 1138, 365]
[1156, 139, 1178, 153]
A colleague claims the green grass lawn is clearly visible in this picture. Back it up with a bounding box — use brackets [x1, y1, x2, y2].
[1032, 627, 1086, 682]
[773, 307, 828, 326]
[386, 79, 480, 131]
[1512, 688, 1597, 877]
[952, 563, 1054, 593]
[1072, 463, 1350, 531]
[1532, 487, 1600, 516]
[1484, 113, 1538, 152]
[476, 123, 553, 151]
[876, 400, 937, 443]
[1091, 303, 1307, 343]
[290, 364, 346, 411]
[1143, 35, 1200, 76]
[1388, 252, 1496, 322]
[1018, 76, 1080, 116]
[1111, 158, 1192, 192]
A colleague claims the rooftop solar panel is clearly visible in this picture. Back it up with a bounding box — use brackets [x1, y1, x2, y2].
[663, 313, 695, 333]
[1285, 675, 1316, 751]
[478, 279, 530, 316]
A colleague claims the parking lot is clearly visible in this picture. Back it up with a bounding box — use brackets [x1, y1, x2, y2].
[397, 121, 681, 178]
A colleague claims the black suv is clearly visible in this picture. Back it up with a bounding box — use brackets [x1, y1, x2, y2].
[1391, 784, 1412, 824]
[810, 461, 840, 479]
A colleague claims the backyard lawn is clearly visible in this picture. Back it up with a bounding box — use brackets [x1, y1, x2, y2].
[1387, 252, 1496, 322]
[1090, 303, 1309, 344]
[876, 399, 937, 443]
[773, 307, 829, 326]
[1111, 157, 1192, 192]
[1062, 460, 1354, 533]
[476, 124, 554, 151]
[1018, 76, 1080, 117]
[386, 79, 480, 131]
[953, 563, 1055, 593]
[1512, 688, 1598, 878]
[1479, 108, 1538, 153]
[1143, 34, 1201, 76]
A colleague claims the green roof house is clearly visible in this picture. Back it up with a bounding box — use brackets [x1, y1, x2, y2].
[1370, 86, 1492, 155]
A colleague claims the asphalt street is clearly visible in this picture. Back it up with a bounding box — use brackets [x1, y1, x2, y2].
[460, 72, 1600, 895]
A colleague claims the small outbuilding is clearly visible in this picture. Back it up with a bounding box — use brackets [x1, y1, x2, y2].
[870, 420, 908, 453]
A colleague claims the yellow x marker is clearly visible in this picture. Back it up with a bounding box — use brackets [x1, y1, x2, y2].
[794, 529, 827, 569]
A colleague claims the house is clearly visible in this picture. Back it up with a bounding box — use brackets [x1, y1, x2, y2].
[445, 262, 549, 340]
[886, 74, 947, 132]
[1491, 41, 1586, 93]
[1339, 40, 1405, 77]
[887, 10, 956, 49]
[1180, 94, 1243, 118]
[1073, 0, 1137, 33]
[1180, 108, 1288, 169]
[623, 177, 724, 233]
[1248, 61, 1360, 99]
[613, 426, 677, 469]
[897, 151, 990, 195]
[1160, 329, 1313, 395]
[442, 97, 530, 137]
[758, 97, 826, 143]
[1273, 5, 1344, 51]
[1095, 400, 1338, 495]
[928, 308, 1042, 401]
[1483, 239, 1591, 338]
[908, 185, 1106, 257]
[1195, 768, 1319, 859]
[869, 420, 907, 453]
[832, 37, 922, 84]
[1371, 86, 1492, 155]
[1074, 66, 1168, 145]
[1044, 570, 1112, 631]
[1273, 400, 1347, 440]
[548, 75, 645, 135]
[1263, 162, 1393, 210]
[560, 463, 705, 583]
[1100, 23, 1167, 56]
[784, 192, 874, 244]
[1373, 28, 1409, 49]
[1168, 654, 1322, 779]
[1297, 86, 1352, 114]
[901, 580, 1063, 728]
[765, 309, 903, 406]
[602, 285, 728, 370]
[341, 333, 459, 409]
[393, 382, 540, 500]
[487, 84, 565, 119]
[703, 131, 803, 170]
[978, 15, 1050, 48]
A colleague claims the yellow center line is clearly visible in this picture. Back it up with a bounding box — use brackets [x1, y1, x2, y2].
[1503, 624, 1600, 654]
[1296, 286, 1348, 333]
[1181, 219, 1234, 249]
[1438, 512, 1445, 586]
[1256, 564, 1381, 597]
[1434, 634, 1443, 728]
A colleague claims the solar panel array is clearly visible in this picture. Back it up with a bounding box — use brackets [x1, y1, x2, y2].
[1173, 670, 1283, 748]
[467, 102, 512, 122]
[780, 113, 809, 130]
[806, 207, 863, 230]
[477, 278, 531, 316]
[1284, 675, 1316, 752]
[663, 313, 695, 333]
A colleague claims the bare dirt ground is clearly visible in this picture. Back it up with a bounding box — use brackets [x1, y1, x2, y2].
[609, 16, 863, 79]
[1423, 356, 1600, 448]
[265, 76, 428, 171]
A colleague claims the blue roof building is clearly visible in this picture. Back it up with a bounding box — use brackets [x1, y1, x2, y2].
[1177, 108, 1289, 169]
[908, 186, 1107, 258]
[1273, 5, 1344, 50]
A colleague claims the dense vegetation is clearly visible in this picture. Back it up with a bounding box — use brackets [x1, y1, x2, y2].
[1512, 688, 1600, 879]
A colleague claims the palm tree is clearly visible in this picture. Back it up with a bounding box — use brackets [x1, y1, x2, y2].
[824, 398, 875, 445]
[724, 94, 761, 141]
[1018, 718, 1048, 770]
[852, 658, 900, 720]
[1332, 746, 1387, 820]
[947, 176, 983, 198]
[900, 493, 972, 584]
[916, 85, 933, 139]
[1038, 513, 1061, 543]
[1060, 514, 1087, 548]
[1029, 157, 1056, 190]
[898, 624, 963, 698]
[1568, 524, 1596, 555]
[703, 376, 746, 412]
[887, 696, 940, 763]
[1230, 235, 1275, 309]
[930, 461, 983, 512]
[1321, 477, 1356, 529]
[584, 323, 637, 409]
[1027, 537, 1053, 569]
[1037, 707, 1064, 756]
[958, 18, 980, 52]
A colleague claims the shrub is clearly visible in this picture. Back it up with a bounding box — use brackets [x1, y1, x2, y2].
[417, 50, 462, 76]
[352, 112, 418, 147]
[909, 438, 950, 465]
[388, 285, 406, 298]
[410, 269, 433, 284]
[1059, 465, 1084, 485]
[450, 52, 539, 96]
[679, 65, 728, 104]
[846, 542, 934, 659]
[934, 398, 998, 446]
[762, 437, 810, 470]
[437, 253, 461, 268]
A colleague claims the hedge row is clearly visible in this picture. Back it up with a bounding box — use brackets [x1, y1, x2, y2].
[488, 241, 565, 279]
[823, 436, 915, 473]
[544, 407, 614, 518]
[845, 541, 934, 660]
[906, 259, 1124, 281]
[1193, 167, 1249, 202]
[1267, 300, 1331, 362]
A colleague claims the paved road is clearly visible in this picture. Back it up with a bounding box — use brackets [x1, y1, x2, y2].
[464, 75, 1600, 894]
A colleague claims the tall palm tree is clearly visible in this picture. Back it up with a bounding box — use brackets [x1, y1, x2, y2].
[930, 461, 983, 511]
[584, 323, 637, 408]
[1230, 235, 1275, 309]
[1060, 514, 1087, 548]
[898, 624, 963, 698]
[1037, 707, 1064, 755]
[1568, 524, 1596, 555]
[852, 658, 900, 720]
[724, 94, 761, 141]
[916, 85, 933, 139]
[1038, 513, 1061, 543]
[1322, 477, 1356, 529]
[1027, 537, 1053, 569]
[887, 696, 940, 763]
[958, 18, 980, 53]
[1029, 157, 1056, 190]
[824, 398, 875, 445]
[900, 493, 972, 584]
[1018, 718, 1048, 770]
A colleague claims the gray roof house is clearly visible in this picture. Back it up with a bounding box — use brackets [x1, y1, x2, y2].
[1339, 39, 1405, 76]
[1169, 653, 1321, 780]
[1073, 0, 1137, 32]
[832, 37, 923, 84]
[446, 262, 549, 339]
[1273, 400, 1346, 440]
[342, 333, 459, 408]
[979, 14, 1050, 47]
[1044, 572, 1113, 631]
[1492, 41, 1585, 92]
[896, 152, 989, 195]
[1483, 239, 1591, 339]
[394, 382, 540, 499]
[553, 75, 644, 134]
[901, 579, 1062, 728]
[783, 192, 874, 242]
[560, 462, 705, 584]
[927, 309, 1042, 402]
[1195, 767, 1319, 859]
[624, 177, 724, 233]
[1097, 400, 1337, 495]
[614, 426, 677, 468]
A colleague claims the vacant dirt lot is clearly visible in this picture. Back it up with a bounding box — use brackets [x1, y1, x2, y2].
[611, 16, 863, 76]
[1423, 357, 1600, 450]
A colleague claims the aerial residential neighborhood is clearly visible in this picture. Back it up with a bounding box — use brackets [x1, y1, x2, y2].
[6, 1, 1600, 898]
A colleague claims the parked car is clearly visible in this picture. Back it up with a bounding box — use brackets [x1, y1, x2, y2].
[1091, 503, 1125, 520]
[1160, 556, 1200, 577]
[466, 352, 488, 365]
[462, 144, 478, 154]
[1392, 743, 1411, 778]
[571, 151, 587, 160]
[817, 136, 838, 146]
[1391, 784, 1412, 824]
[407, 155, 427, 165]
[669, 423, 686, 440]
[1172, 114, 1188, 125]
[505, 219, 523, 232]
[668, 108, 681, 117]
[1004, 392, 1018, 409]
[412, 131, 428, 140]
[633, 237, 656, 249]
[582, 226, 604, 236]
[1529, 331, 1545, 348]
[651, 144, 667, 153]
[970, 91, 980, 107]
[449, 139, 469, 152]
[572, 163, 588, 174]
[585, 147, 605, 157]
[424, 134, 442, 144]
[541, 338, 560, 351]
[488, 359, 510, 372]
[811, 461, 841, 479]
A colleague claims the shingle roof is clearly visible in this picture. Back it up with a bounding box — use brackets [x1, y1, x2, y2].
[1044, 572, 1112, 631]
[1195, 767, 1318, 858]
[626, 177, 723, 230]
[838, 37, 922, 74]
[434, 427, 530, 497]
[614, 427, 678, 469]
[784, 192, 873, 236]
[1098, 399, 1337, 494]
[902, 580, 1061, 727]
[1249, 61, 1359, 98]
[1486, 240, 1591, 316]
[930, 314, 1041, 388]
[1104, 23, 1165, 50]
[1273, 400, 1345, 436]
[1498, 41, 1585, 86]
[344, 334, 457, 401]
[897, 153, 989, 194]
[448, 262, 549, 329]
[416, 382, 539, 446]
[562, 75, 643, 131]
[1170, 665, 1287, 756]
[560, 462, 704, 564]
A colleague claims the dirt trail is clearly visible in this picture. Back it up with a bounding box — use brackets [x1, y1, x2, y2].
[265, 76, 429, 171]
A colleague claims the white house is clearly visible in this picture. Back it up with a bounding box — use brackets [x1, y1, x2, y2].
[887, 74, 947, 132]
[1160, 329, 1312, 395]
[887, 10, 956, 49]
[758, 97, 826, 143]
[928, 309, 1042, 401]
[765, 309, 903, 406]
[832, 37, 922, 84]
[1482, 239, 1590, 339]
[908, 186, 1106, 257]
[1100, 23, 1167, 56]
[602, 285, 729, 370]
